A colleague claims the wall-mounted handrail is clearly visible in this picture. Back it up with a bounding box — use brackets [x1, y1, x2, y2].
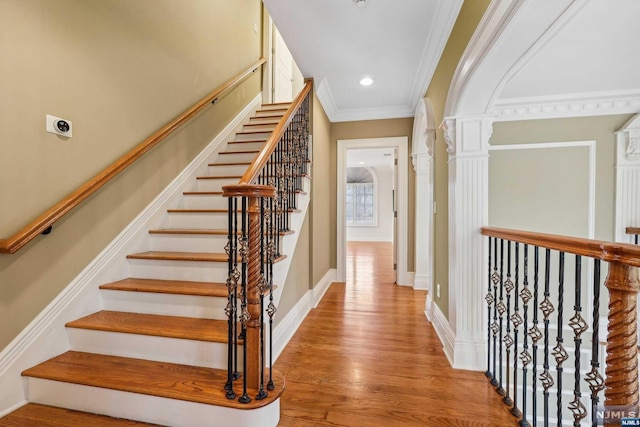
[238, 80, 313, 185]
[0, 58, 266, 255]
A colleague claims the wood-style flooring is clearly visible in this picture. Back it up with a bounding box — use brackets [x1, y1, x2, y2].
[275, 241, 515, 426]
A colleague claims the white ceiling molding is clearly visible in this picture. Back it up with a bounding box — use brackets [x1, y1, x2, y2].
[493, 90, 640, 122]
[265, 0, 462, 123]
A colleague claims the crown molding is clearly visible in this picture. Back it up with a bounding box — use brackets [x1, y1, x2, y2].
[492, 90, 640, 122]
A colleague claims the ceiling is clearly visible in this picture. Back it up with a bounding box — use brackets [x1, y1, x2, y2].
[263, 0, 463, 122]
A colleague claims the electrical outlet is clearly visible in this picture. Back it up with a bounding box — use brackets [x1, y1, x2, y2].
[253, 23, 259, 34]
[436, 283, 440, 299]
[433, 201, 437, 214]
[46, 115, 72, 137]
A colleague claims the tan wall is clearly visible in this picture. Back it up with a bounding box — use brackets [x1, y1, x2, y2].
[0, 0, 263, 349]
[310, 93, 334, 285]
[330, 118, 415, 272]
[274, 214, 310, 327]
[490, 115, 633, 241]
[426, 0, 491, 318]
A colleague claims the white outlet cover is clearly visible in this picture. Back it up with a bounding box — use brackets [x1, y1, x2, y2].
[46, 114, 72, 137]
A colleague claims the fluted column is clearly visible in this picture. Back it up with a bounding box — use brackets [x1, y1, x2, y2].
[442, 115, 493, 370]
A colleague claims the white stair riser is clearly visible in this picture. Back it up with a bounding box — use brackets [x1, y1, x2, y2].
[260, 104, 290, 111]
[196, 177, 240, 192]
[167, 212, 230, 229]
[149, 234, 228, 252]
[127, 259, 229, 282]
[249, 117, 283, 124]
[101, 289, 228, 320]
[225, 141, 266, 151]
[242, 125, 276, 133]
[26, 379, 279, 427]
[207, 164, 250, 176]
[67, 329, 237, 369]
[182, 195, 228, 210]
[217, 152, 259, 163]
[234, 132, 271, 142]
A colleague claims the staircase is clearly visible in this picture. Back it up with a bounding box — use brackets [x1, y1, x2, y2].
[0, 102, 301, 427]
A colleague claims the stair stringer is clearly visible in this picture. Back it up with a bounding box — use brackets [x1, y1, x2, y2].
[0, 93, 263, 417]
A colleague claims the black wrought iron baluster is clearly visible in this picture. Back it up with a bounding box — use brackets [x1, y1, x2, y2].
[224, 196, 237, 400]
[491, 239, 502, 389]
[552, 252, 567, 423]
[238, 197, 251, 404]
[266, 191, 277, 391]
[233, 197, 240, 383]
[503, 241, 514, 405]
[585, 259, 604, 427]
[540, 248, 555, 427]
[511, 242, 523, 418]
[519, 244, 532, 427]
[530, 246, 541, 427]
[568, 255, 588, 425]
[497, 239, 506, 396]
[486, 237, 495, 381]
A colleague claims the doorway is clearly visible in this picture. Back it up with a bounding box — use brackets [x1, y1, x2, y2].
[337, 137, 409, 286]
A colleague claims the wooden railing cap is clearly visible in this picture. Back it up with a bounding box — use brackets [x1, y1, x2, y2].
[626, 226, 640, 234]
[222, 184, 276, 198]
[482, 227, 640, 267]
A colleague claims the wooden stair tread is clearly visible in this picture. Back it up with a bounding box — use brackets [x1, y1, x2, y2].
[126, 251, 228, 262]
[22, 351, 284, 410]
[219, 150, 260, 155]
[209, 161, 251, 166]
[126, 251, 287, 263]
[261, 102, 291, 107]
[167, 209, 227, 213]
[227, 139, 267, 144]
[100, 278, 227, 297]
[196, 175, 241, 180]
[149, 228, 295, 236]
[0, 403, 162, 427]
[66, 311, 229, 343]
[182, 191, 222, 196]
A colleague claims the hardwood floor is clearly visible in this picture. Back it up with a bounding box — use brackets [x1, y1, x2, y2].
[276, 241, 515, 426]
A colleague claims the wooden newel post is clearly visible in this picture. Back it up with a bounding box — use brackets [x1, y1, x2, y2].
[245, 195, 262, 390]
[604, 262, 640, 409]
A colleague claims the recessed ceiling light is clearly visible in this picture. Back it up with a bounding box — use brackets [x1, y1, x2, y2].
[359, 161, 365, 165]
[359, 77, 374, 87]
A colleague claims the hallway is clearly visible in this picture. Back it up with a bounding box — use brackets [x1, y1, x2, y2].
[276, 242, 515, 426]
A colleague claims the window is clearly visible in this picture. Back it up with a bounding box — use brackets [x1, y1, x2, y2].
[346, 167, 376, 225]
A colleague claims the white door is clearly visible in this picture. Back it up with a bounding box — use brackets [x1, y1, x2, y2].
[393, 149, 398, 283]
[273, 27, 293, 103]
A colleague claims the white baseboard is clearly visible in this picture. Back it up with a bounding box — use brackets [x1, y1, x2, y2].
[413, 273, 430, 291]
[0, 93, 263, 415]
[272, 268, 336, 362]
[424, 292, 434, 322]
[428, 302, 455, 368]
[312, 269, 336, 308]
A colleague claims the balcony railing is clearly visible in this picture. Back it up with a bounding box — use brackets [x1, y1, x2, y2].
[482, 227, 640, 426]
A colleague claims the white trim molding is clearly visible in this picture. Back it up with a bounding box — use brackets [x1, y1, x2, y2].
[412, 97, 435, 294]
[428, 299, 456, 367]
[615, 114, 640, 244]
[337, 137, 409, 286]
[441, 115, 494, 371]
[493, 90, 640, 122]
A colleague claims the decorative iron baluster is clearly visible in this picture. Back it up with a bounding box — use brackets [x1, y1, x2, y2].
[540, 249, 555, 427]
[238, 197, 251, 404]
[530, 246, 541, 427]
[256, 197, 268, 401]
[503, 241, 514, 405]
[497, 239, 506, 396]
[224, 196, 238, 400]
[511, 242, 523, 417]
[519, 244, 532, 427]
[486, 237, 495, 381]
[569, 255, 588, 425]
[585, 260, 604, 426]
[491, 239, 501, 387]
[552, 252, 567, 423]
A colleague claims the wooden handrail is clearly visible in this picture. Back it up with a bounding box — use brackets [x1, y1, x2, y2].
[481, 227, 640, 267]
[0, 58, 266, 255]
[238, 80, 313, 185]
[627, 227, 640, 235]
